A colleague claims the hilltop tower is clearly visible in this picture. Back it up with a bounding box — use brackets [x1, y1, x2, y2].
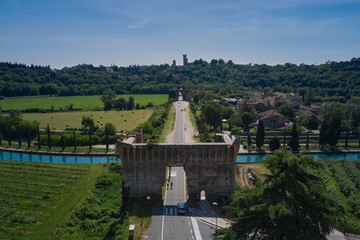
[183, 54, 188, 66]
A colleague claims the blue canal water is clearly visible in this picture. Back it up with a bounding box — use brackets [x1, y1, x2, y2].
[236, 153, 360, 163]
[0, 150, 359, 164]
[0, 150, 119, 164]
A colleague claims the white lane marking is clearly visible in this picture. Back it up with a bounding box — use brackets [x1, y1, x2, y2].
[188, 220, 191, 226]
[165, 208, 169, 215]
[184, 170, 186, 202]
[170, 208, 173, 215]
[161, 167, 169, 240]
[191, 217, 203, 240]
[190, 228, 193, 235]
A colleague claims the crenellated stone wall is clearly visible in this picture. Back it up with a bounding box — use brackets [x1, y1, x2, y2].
[115, 138, 240, 200]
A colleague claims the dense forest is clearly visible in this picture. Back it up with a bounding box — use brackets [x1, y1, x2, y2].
[1, 58, 360, 102]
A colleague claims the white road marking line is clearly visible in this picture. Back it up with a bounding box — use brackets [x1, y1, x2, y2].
[184, 170, 186, 201]
[191, 217, 203, 240]
[161, 167, 169, 240]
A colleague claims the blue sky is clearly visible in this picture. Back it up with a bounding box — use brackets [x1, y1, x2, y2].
[0, 0, 360, 68]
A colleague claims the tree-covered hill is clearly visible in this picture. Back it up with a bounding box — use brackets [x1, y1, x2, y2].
[1, 58, 360, 101]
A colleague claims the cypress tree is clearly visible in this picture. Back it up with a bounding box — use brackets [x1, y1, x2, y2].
[306, 132, 309, 150]
[328, 118, 341, 149]
[283, 126, 287, 148]
[61, 135, 65, 151]
[247, 134, 252, 150]
[89, 131, 92, 152]
[27, 124, 31, 149]
[256, 120, 265, 149]
[319, 121, 328, 149]
[47, 123, 51, 149]
[105, 124, 109, 152]
[289, 122, 299, 151]
[345, 121, 349, 150]
[37, 123, 41, 149]
[73, 130, 77, 151]
[17, 127, 21, 148]
[8, 124, 11, 146]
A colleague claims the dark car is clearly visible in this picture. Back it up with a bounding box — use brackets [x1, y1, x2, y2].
[177, 202, 187, 214]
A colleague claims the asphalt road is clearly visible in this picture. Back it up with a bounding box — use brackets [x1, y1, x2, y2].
[147, 100, 214, 240]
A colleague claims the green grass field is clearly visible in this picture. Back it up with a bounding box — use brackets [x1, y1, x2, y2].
[0, 161, 108, 240]
[21, 109, 153, 131]
[0, 94, 168, 111]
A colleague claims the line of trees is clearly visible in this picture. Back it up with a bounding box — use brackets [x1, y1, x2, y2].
[101, 90, 136, 111]
[2, 58, 360, 102]
[0, 113, 119, 152]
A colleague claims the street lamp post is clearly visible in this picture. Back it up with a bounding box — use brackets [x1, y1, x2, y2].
[213, 202, 218, 231]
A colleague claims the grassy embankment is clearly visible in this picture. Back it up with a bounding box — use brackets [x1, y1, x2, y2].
[0, 94, 168, 111]
[0, 142, 112, 153]
[158, 103, 176, 143]
[0, 161, 108, 240]
[187, 104, 200, 143]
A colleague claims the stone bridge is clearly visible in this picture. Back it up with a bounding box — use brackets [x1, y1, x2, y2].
[115, 135, 240, 200]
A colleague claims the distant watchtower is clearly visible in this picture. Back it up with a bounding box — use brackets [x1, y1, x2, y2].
[183, 54, 188, 66]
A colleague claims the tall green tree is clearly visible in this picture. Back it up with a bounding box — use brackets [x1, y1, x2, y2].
[105, 124, 109, 152]
[203, 101, 222, 132]
[215, 151, 341, 240]
[247, 134, 252, 149]
[305, 87, 315, 106]
[319, 121, 328, 149]
[350, 107, 360, 133]
[27, 123, 31, 148]
[17, 127, 21, 148]
[241, 112, 253, 129]
[8, 123, 11, 146]
[256, 120, 265, 149]
[73, 129, 77, 151]
[61, 135, 65, 151]
[47, 123, 51, 149]
[37, 123, 41, 149]
[101, 89, 116, 110]
[269, 136, 281, 151]
[289, 122, 299, 150]
[127, 96, 135, 110]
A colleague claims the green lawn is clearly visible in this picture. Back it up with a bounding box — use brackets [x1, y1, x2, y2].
[0, 94, 168, 111]
[21, 109, 153, 131]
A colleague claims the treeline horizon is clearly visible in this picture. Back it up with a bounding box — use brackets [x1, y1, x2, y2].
[1, 58, 360, 103]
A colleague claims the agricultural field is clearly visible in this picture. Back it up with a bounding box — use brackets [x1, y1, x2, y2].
[21, 109, 153, 131]
[0, 94, 168, 111]
[0, 160, 108, 240]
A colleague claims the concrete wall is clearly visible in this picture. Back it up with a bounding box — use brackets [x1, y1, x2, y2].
[116, 139, 240, 200]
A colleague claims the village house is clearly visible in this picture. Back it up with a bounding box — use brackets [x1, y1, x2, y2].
[258, 110, 285, 129]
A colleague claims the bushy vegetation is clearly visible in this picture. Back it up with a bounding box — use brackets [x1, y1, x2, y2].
[328, 159, 356, 196]
[58, 162, 129, 240]
[134, 100, 172, 142]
